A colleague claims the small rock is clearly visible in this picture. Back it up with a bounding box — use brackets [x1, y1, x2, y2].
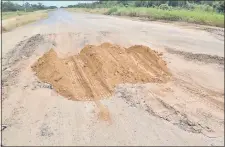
[4, 83, 9, 86]
[49, 85, 53, 89]
[23, 85, 28, 89]
[187, 120, 195, 126]
[22, 56, 27, 59]
[158, 52, 163, 56]
[1, 125, 7, 131]
[6, 68, 12, 72]
[193, 126, 201, 131]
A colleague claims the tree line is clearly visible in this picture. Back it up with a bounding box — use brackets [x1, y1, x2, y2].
[66, 0, 224, 13]
[2, 1, 57, 12]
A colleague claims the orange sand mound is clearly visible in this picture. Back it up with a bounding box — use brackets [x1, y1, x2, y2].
[31, 43, 171, 101]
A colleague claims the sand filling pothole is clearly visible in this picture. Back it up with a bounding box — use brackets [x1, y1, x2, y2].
[32, 43, 171, 100]
[31, 43, 171, 121]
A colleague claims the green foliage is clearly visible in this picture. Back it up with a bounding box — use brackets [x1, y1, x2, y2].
[108, 7, 224, 27]
[2, 1, 57, 12]
[194, 4, 213, 12]
[159, 4, 171, 10]
[67, 0, 224, 27]
[185, 1, 195, 10]
[212, 1, 224, 13]
[2, 1, 23, 11]
[70, 0, 224, 14]
[106, 7, 118, 15]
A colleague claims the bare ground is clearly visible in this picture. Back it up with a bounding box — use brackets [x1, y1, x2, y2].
[165, 47, 224, 66]
[1, 10, 224, 146]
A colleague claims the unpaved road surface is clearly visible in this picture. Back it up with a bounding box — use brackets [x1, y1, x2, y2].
[2, 9, 224, 146]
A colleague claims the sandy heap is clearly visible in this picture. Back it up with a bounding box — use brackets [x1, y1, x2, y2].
[31, 43, 171, 101]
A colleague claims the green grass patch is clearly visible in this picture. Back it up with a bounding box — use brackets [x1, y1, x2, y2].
[106, 7, 224, 27]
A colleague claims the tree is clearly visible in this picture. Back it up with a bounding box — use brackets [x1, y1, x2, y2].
[2, 1, 18, 11]
[24, 2, 31, 12]
[168, 1, 179, 7]
[49, 6, 57, 9]
[134, 1, 143, 7]
[213, 1, 224, 13]
[68, 5, 74, 8]
[37, 2, 45, 9]
[2, 1, 56, 12]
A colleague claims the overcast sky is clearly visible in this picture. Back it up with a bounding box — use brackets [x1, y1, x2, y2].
[8, 1, 94, 7]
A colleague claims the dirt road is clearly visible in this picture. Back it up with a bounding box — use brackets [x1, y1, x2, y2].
[2, 9, 224, 146]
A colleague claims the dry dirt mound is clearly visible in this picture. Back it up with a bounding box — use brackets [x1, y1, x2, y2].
[31, 43, 171, 101]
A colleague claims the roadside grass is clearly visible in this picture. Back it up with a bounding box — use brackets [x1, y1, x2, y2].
[68, 7, 224, 28]
[109, 7, 224, 27]
[2, 11, 29, 20]
[2, 10, 49, 32]
[66, 8, 108, 14]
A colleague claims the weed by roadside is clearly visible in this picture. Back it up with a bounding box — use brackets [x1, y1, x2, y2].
[2, 11, 28, 20]
[106, 7, 224, 27]
[67, 7, 224, 28]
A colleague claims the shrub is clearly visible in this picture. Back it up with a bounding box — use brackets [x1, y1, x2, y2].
[204, 5, 213, 12]
[213, 1, 224, 13]
[106, 7, 118, 15]
[185, 1, 195, 10]
[194, 4, 214, 12]
[159, 4, 171, 10]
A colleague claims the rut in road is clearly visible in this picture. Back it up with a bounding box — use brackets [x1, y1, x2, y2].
[31, 43, 171, 101]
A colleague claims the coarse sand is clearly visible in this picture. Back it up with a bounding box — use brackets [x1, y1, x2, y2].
[31, 43, 171, 101]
